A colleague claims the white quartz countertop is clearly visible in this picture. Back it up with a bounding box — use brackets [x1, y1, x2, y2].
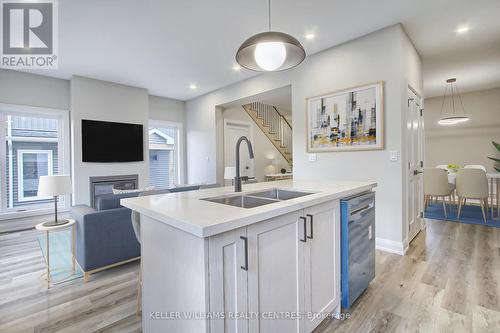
[121, 179, 376, 238]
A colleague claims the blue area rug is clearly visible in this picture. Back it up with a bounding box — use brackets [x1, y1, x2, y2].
[425, 202, 500, 228]
[37, 229, 83, 284]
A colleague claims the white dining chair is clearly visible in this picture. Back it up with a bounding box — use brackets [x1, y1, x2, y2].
[456, 168, 489, 222]
[424, 168, 453, 218]
[464, 165, 487, 172]
[435, 165, 449, 171]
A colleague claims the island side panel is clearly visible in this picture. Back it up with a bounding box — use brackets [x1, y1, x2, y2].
[141, 215, 210, 333]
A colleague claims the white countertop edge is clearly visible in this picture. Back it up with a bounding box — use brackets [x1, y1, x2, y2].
[121, 182, 376, 238]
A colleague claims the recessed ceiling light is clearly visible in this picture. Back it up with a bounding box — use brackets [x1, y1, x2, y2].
[232, 64, 241, 71]
[305, 33, 315, 40]
[189, 84, 197, 90]
[456, 25, 470, 34]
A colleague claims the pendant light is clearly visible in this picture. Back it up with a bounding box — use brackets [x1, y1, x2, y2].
[235, 0, 306, 72]
[438, 78, 470, 125]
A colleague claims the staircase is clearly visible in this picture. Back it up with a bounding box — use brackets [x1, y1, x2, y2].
[242, 102, 293, 165]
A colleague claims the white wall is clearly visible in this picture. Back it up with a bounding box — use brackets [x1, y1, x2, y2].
[1, 70, 188, 205]
[186, 72, 291, 184]
[71, 76, 150, 205]
[221, 107, 289, 183]
[0, 69, 70, 109]
[149, 95, 185, 123]
[148, 95, 187, 183]
[186, 24, 422, 250]
[424, 87, 500, 172]
[291, 25, 415, 250]
[400, 28, 424, 246]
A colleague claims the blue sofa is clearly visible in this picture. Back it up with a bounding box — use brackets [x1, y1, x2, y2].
[71, 190, 172, 281]
[71, 192, 141, 281]
[70, 185, 212, 281]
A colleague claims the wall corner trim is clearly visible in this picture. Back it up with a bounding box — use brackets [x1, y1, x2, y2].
[376, 237, 405, 256]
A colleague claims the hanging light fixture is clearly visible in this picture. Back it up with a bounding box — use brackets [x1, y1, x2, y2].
[438, 78, 470, 125]
[235, 0, 306, 72]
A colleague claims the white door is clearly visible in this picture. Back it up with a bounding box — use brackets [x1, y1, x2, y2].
[224, 120, 254, 179]
[407, 88, 424, 243]
[302, 202, 340, 333]
[247, 210, 304, 333]
[209, 228, 248, 333]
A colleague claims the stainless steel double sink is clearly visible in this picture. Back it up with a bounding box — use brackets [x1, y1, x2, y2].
[201, 188, 313, 208]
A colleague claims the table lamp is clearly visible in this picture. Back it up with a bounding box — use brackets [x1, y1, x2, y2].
[38, 175, 72, 227]
[224, 166, 236, 185]
[272, 159, 281, 173]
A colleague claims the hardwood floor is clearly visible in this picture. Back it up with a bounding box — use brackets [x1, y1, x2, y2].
[0, 228, 141, 333]
[316, 219, 500, 333]
[1, 219, 499, 332]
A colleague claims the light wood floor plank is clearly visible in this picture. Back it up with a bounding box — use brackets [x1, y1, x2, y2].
[1, 219, 500, 332]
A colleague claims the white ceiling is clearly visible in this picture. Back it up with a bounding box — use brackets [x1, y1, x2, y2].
[257, 86, 292, 116]
[20, 0, 500, 100]
[222, 85, 292, 116]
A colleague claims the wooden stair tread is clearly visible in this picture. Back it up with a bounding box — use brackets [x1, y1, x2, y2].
[242, 103, 293, 164]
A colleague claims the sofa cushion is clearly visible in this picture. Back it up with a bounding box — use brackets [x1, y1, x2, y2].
[169, 185, 200, 193]
[95, 192, 139, 211]
[75, 207, 140, 271]
[112, 185, 155, 194]
[140, 188, 171, 197]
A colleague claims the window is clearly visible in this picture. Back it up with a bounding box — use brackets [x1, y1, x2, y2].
[148, 121, 183, 189]
[0, 104, 70, 218]
[17, 150, 53, 201]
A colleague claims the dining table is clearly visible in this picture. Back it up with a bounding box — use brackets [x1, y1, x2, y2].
[447, 172, 500, 220]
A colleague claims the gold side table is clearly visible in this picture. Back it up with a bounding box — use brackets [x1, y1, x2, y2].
[35, 219, 76, 288]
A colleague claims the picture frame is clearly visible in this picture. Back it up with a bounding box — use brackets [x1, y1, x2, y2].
[307, 81, 384, 152]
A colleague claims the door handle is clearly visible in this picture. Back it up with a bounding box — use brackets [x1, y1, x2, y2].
[413, 170, 423, 175]
[350, 204, 373, 217]
[299, 217, 307, 242]
[240, 236, 248, 271]
[306, 214, 313, 239]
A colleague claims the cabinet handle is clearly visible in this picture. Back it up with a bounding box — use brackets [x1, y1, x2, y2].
[240, 236, 248, 271]
[299, 217, 307, 242]
[306, 214, 313, 239]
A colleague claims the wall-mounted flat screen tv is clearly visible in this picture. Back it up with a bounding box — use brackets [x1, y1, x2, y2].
[82, 119, 144, 162]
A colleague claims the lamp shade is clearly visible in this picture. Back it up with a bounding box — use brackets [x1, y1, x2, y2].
[438, 78, 470, 126]
[38, 175, 72, 197]
[224, 167, 236, 180]
[236, 31, 306, 72]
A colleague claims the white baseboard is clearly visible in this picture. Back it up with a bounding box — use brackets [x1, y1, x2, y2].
[376, 237, 405, 255]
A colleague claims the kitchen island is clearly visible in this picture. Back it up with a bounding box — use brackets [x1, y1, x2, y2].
[121, 179, 376, 333]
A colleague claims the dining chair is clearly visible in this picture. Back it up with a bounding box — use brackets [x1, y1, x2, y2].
[435, 165, 449, 171]
[424, 168, 453, 218]
[434, 165, 457, 206]
[456, 168, 489, 222]
[464, 165, 487, 172]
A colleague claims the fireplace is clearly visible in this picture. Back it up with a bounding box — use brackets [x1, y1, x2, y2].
[89, 174, 139, 208]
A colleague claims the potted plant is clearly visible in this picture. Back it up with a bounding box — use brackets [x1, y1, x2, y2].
[488, 141, 500, 172]
[447, 164, 461, 174]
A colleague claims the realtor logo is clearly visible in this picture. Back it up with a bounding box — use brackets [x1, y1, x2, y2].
[1, 0, 58, 68]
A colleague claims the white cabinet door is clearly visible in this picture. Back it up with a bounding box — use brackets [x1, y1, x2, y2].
[247, 210, 305, 333]
[303, 201, 340, 332]
[209, 227, 248, 333]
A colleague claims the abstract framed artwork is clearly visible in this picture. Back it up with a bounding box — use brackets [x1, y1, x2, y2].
[307, 82, 384, 152]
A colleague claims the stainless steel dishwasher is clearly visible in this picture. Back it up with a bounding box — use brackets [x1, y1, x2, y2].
[340, 191, 375, 309]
